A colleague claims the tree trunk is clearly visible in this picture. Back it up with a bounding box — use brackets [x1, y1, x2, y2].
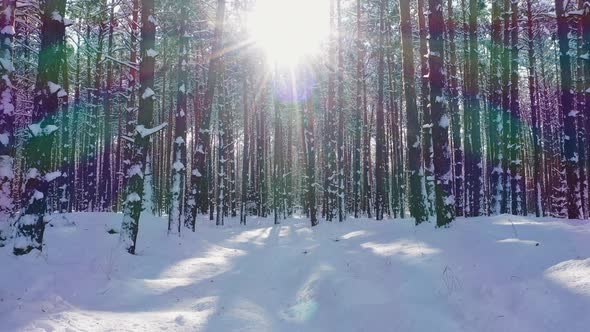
[399, 0, 428, 224]
[418, 0, 434, 217]
[428, 0, 454, 227]
[374, 0, 387, 220]
[0, 0, 15, 247]
[189, 0, 225, 227]
[14, 0, 65, 255]
[120, 0, 157, 254]
[509, 0, 522, 215]
[447, 0, 464, 217]
[170, 4, 188, 234]
[100, 3, 115, 211]
[556, 0, 582, 219]
[489, 0, 502, 215]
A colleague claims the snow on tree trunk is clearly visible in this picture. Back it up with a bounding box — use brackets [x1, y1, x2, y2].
[169, 4, 188, 234]
[374, 0, 388, 221]
[120, 0, 157, 254]
[428, 0, 455, 227]
[304, 95, 318, 226]
[489, 0, 502, 215]
[556, 0, 583, 219]
[188, 0, 225, 227]
[13, 0, 65, 255]
[465, 0, 483, 217]
[0, 0, 15, 247]
[447, 0, 464, 217]
[525, 0, 544, 217]
[418, 0, 435, 218]
[352, 0, 362, 219]
[399, 0, 428, 224]
[509, 0, 523, 216]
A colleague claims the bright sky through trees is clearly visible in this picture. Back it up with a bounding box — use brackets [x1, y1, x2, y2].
[247, 0, 330, 66]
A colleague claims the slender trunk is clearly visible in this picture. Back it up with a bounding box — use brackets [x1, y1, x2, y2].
[100, 4, 115, 211]
[418, 0, 434, 217]
[489, 0, 502, 215]
[353, 0, 362, 218]
[120, 0, 157, 254]
[170, 4, 188, 234]
[189, 0, 226, 226]
[527, 0, 542, 217]
[466, 0, 482, 216]
[556, 0, 582, 219]
[429, 0, 454, 227]
[399, 0, 428, 223]
[374, 0, 387, 220]
[0, 0, 16, 246]
[447, 0, 464, 217]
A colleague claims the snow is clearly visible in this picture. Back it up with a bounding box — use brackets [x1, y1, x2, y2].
[0, 25, 15, 35]
[439, 114, 450, 128]
[126, 192, 141, 203]
[173, 161, 185, 171]
[0, 133, 9, 146]
[127, 164, 144, 178]
[1, 213, 589, 332]
[142, 87, 155, 99]
[136, 122, 168, 138]
[148, 15, 158, 26]
[51, 11, 63, 22]
[44, 171, 62, 182]
[47, 81, 61, 94]
[146, 49, 158, 57]
[0, 58, 15, 72]
[0, 155, 13, 179]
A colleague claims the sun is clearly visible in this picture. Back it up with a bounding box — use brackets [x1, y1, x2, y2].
[248, 0, 330, 66]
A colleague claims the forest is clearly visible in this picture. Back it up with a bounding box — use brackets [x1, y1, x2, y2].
[0, 0, 588, 253]
[1, 0, 590, 330]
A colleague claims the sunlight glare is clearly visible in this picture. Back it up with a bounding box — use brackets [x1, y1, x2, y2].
[248, 0, 330, 66]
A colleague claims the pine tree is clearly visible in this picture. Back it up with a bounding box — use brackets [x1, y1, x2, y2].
[169, 3, 189, 234]
[399, 0, 428, 224]
[429, 0, 455, 227]
[0, 0, 16, 247]
[488, 0, 502, 215]
[465, 0, 482, 216]
[509, 0, 523, 215]
[120, 0, 159, 254]
[13, 0, 66, 255]
[447, 0, 464, 217]
[556, 0, 582, 219]
[352, 0, 363, 219]
[188, 0, 225, 226]
[374, 0, 387, 220]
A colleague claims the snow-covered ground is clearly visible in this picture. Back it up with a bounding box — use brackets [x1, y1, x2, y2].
[1, 213, 589, 332]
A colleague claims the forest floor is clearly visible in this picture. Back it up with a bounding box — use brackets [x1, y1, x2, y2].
[1, 213, 590, 332]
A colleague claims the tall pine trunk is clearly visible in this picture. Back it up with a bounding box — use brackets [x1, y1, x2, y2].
[447, 0, 464, 217]
[509, 0, 522, 215]
[399, 0, 428, 224]
[170, 4, 188, 233]
[14, 0, 65, 255]
[374, 0, 387, 220]
[120, 0, 157, 254]
[0, 0, 15, 246]
[556, 0, 582, 219]
[189, 0, 225, 226]
[429, 0, 454, 227]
